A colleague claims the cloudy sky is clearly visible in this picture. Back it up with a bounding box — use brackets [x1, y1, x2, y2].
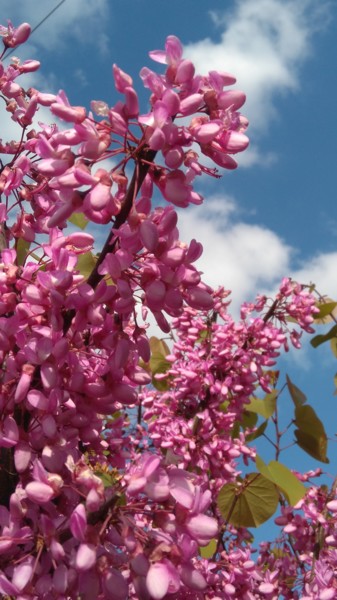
[2, 1, 337, 474]
[3, 0, 336, 307]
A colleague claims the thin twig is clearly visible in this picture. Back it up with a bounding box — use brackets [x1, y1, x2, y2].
[5, 1, 67, 59]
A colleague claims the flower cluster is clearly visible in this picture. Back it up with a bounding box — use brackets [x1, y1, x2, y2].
[0, 21, 331, 600]
[143, 284, 318, 492]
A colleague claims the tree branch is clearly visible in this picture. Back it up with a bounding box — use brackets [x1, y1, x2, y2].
[87, 147, 156, 290]
[62, 146, 156, 334]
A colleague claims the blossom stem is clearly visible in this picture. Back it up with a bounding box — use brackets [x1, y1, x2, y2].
[62, 146, 157, 334]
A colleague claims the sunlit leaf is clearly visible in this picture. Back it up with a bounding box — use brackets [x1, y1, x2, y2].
[76, 251, 97, 279]
[294, 405, 329, 463]
[255, 456, 306, 506]
[16, 238, 30, 266]
[199, 538, 217, 559]
[247, 390, 277, 419]
[286, 316, 298, 324]
[286, 375, 306, 407]
[241, 410, 258, 429]
[116, 493, 126, 507]
[94, 471, 115, 488]
[149, 337, 171, 391]
[246, 420, 268, 442]
[149, 337, 170, 372]
[294, 404, 326, 436]
[313, 299, 337, 324]
[295, 430, 329, 463]
[217, 473, 279, 528]
[330, 338, 337, 358]
[68, 212, 89, 230]
[232, 410, 260, 441]
[152, 377, 171, 392]
[231, 420, 240, 440]
[267, 370, 280, 388]
[334, 374, 337, 395]
[197, 329, 208, 342]
[311, 325, 337, 348]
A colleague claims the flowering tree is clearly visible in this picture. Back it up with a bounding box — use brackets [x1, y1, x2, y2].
[0, 20, 335, 599]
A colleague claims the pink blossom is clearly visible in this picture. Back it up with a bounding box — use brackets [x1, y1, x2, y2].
[76, 543, 96, 571]
[25, 481, 54, 503]
[146, 560, 180, 599]
[1, 21, 31, 48]
[0, 26, 326, 600]
[149, 35, 183, 65]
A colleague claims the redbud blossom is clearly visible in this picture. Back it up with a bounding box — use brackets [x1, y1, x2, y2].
[0, 26, 324, 600]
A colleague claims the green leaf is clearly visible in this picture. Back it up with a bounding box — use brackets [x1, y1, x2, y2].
[286, 316, 298, 324]
[313, 300, 337, 324]
[152, 378, 171, 392]
[294, 405, 329, 463]
[230, 419, 240, 440]
[295, 430, 329, 463]
[241, 410, 258, 429]
[286, 375, 306, 407]
[217, 473, 279, 528]
[311, 324, 337, 348]
[231, 410, 259, 440]
[116, 493, 126, 507]
[199, 538, 217, 559]
[197, 329, 208, 342]
[94, 471, 115, 488]
[294, 404, 326, 437]
[68, 212, 89, 230]
[247, 390, 278, 419]
[330, 338, 337, 358]
[15, 238, 30, 266]
[255, 456, 306, 506]
[149, 337, 171, 391]
[268, 370, 280, 388]
[149, 337, 170, 371]
[76, 251, 97, 279]
[246, 419, 268, 442]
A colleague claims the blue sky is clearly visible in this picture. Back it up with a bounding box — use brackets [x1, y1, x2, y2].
[2, 1, 337, 482]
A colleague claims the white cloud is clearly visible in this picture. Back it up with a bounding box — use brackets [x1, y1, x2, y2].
[178, 197, 292, 313]
[291, 253, 337, 300]
[235, 145, 277, 168]
[0, 0, 109, 54]
[178, 195, 337, 319]
[185, 0, 329, 134]
[74, 68, 89, 88]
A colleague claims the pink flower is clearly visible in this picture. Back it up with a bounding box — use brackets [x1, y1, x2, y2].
[75, 543, 96, 571]
[146, 560, 180, 599]
[25, 481, 54, 504]
[149, 35, 183, 65]
[1, 21, 31, 48]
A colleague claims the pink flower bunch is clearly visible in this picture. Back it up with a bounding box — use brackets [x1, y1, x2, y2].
[0, 20, 31, 50]
[143, 284, 317, 492]
[98, 201, 214, 333]
[0, 22, 329, 600]
[0, 33, 249, 239]
[123, 453, 219, 598]
[0, 25, 251, 598]
[255, 485, 337, 599]
[140, 36, 249, 171]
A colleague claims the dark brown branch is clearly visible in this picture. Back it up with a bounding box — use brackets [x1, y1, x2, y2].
[87, 147, 156, 290]
[59, 493, 120, 544]
[0, 448, 18, 507]
[62, 147, 156, 335]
